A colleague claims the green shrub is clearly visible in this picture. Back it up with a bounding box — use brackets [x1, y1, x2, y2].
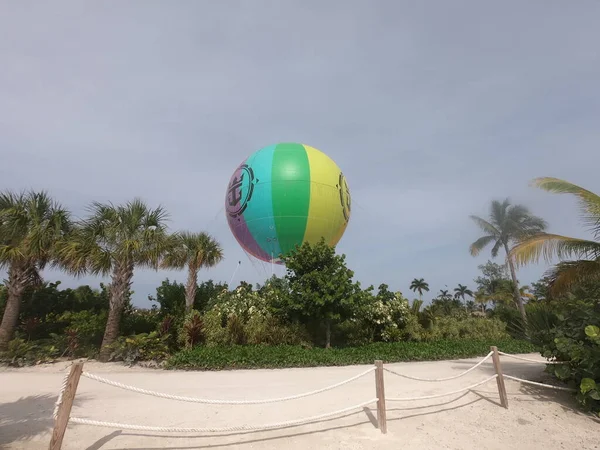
[334, 290, 414, 346]
[178, 310, 205, 349]
[421, 317, 510, 341]
[522, 303, 560, 346]
[334, 320, 374, 347]
[0, 337, 61, 367]
[0, 338, 37, 367]
[536, 299, 600, 414]
[167, 338, 536, 370]
[227, 314, 247, 345]
[202, 284, 311, 347]
[122, 308, 162, 335]
[203, 309, 230, 345]
[360, 291, 411, 342]
[245, 315, 311, 346]
[400, 313, 424, 341]
[108, 332, 170, 365]
[44, 309, 107, 349]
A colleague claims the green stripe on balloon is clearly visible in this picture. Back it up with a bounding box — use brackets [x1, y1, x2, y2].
[271, 143, 311, 256]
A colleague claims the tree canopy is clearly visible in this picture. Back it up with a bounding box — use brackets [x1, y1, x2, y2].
[278, 238, 365, 348]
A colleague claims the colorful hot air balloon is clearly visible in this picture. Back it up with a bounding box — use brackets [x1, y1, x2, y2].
[225, 143, 351, 264]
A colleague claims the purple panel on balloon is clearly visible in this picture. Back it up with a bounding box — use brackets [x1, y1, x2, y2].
[225, 160, 271, 262]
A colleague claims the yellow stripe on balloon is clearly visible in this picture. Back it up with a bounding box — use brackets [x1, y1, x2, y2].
[329, 211, 349, 247]
[303, 144, 348, 247]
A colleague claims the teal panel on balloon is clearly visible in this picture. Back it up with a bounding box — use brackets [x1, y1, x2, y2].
[243, 144, 282, 259]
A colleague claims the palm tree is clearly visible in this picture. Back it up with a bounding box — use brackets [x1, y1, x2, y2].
[469, 198, 547, 324]
[0, 191, 72, 349]
[510, 178, 600, 295]
[474, 290, 490, 313]
[57, 199, 170, 361]
[453, 284, 474, 302]
[161, 231, 224, 313]
[409, 278, 429, 300]
[438, 289, 452, 301]
[475, 282, 534, 311]
[465, 300, 477, 313]
[410, 298, 424, 314]
[519, 285, 535, 302]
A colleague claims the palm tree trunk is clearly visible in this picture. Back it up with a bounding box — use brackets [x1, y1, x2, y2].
[325, 319, 332, 349]
[504, 243, 527, 325]
[99, 262, 134, 362]
[0, 267, 28, 350]
[185, 264, 198, 313]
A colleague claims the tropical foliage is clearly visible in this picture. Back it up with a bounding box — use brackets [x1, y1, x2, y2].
[507, 177, 600, 414]
[0, 191, 72, 350]
[511, 178, 600, 295]
[1, 180, 599, 415]
[57, 199, 172, 360]
[167, 338, 536, 371]
[410, 278, 429, 300]
[161, 231, 223, 313]
[454, 284, 473, 301]
[469, 198, 547, 323]
[277, 238, 365, 348]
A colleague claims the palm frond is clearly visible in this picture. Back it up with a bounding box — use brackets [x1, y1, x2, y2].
[503, 203, 547, 240]
[490, 238, 503, 258]
[510, 233, 600, 266]
[159, 233, 187, 269]
[469, 235, 496, 256]
[532, 177, 600, 238]
[506, 203, 530, 221]
[411, 299, 423, 314]
[545, 259, 600, 296]
[0, 190, 72, 270]
[144, 204, 170, 230]
[518, 215, 548, 234]
[469, 215, 500, 237]
[490, 199, 510, 227]
[160, 230, 224, 271]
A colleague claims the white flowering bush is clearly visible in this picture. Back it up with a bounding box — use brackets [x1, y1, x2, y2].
[359, 291, 412, 342]
[202, 284, 310, 346]
[210, 285, 270, 323]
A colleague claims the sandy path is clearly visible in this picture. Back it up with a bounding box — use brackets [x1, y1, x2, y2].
[1, 353, 599, 450]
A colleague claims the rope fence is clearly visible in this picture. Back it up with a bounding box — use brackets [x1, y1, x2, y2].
[48, 346, 578, 450]
[503, 375, 577, 392]
[67, 398, 379, 434]
[78, 366, 376, 404]
[497, 351, 568, 365]
[387, 375, 499, 402]
[383, 350, 493, 382]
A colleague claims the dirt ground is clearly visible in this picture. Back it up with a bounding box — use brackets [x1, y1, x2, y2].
[1, 353, 599, 450]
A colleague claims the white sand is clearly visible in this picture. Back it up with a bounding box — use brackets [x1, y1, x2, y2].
[1, 353, 599, 450]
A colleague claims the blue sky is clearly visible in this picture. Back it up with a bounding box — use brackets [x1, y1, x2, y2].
[1, 1, 599, 306]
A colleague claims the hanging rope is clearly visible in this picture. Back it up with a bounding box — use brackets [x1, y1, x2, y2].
[52, 371, 71, 420]
[228, 260, 242, 286]
[69, 398, 378, 433]
[387, 375, 498, 401]
[503, 375, 577, 392]
[384, 351, 493, 382]
[497, 352, 567, 365]
[80, 366, 376, 405]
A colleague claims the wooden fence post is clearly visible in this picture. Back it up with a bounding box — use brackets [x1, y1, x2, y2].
[374, 360, 387, 434]
[491, 346, 508, 409]
[49, 362, 84, 450]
